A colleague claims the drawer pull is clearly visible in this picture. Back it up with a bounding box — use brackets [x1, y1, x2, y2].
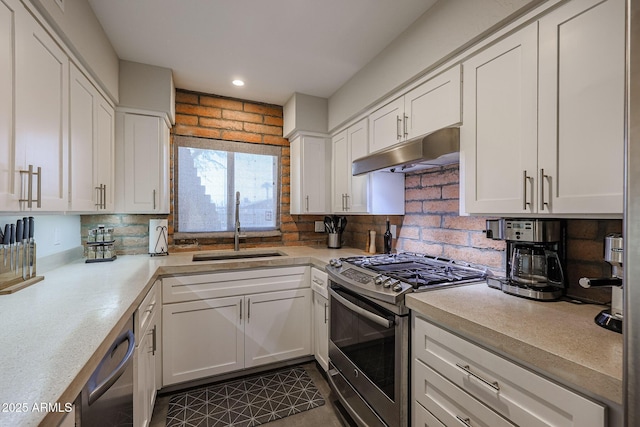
[456, 415, 472, 427]
[455, 363, 500, 391]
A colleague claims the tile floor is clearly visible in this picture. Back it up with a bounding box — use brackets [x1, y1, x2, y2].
[150, 363, 346, 427]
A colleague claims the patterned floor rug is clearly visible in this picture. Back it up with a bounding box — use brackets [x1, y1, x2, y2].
[166, 366, 325, 427]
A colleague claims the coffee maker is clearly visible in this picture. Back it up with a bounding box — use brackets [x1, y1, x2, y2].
[486, 219, 566, 300]
[579, 234, 623, 333]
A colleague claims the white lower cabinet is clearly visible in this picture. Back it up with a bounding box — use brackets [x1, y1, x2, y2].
[244, 289, 312, 368]
[134, 282, 161, 427]
[311, 267, 329, 371]
[162, 267, 312, 386]
[412, 314, 606, 427]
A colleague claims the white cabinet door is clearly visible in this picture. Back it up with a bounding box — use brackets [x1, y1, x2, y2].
[117, 112, 169, 213]
[461, 23, 538, 215]
[69, 64, 98, 211]
[312, 292, 329, 371]
[244, 288, 312, 368]
[0, 0, 17, 210]
[369, 97, 404, 153]
[290, 134, 329, 214]
[162, 296, 244, 386]
[538, 0, 624, 214]
[14, 7, 68, 211]
[135, 309, 158, 427]
[96, 98, 115, 211]
[331, 129, 349, 212]
[347, 118, 369, 213]
[405, 65, 462, 140]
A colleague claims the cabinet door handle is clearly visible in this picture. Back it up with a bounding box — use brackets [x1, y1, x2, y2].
[312, 278, 324, 286]
[20, 165, 42, 208]
[35, 166, 41, 208]
[345, 194, 350, 211]
[539, 169, 549, 211]
[305, 195, 309, 212]
[403, 114, 409, 137]
[151, 324, 157, 355]
[153, 189, 156, 210]
[455, 415, 472, 427]
[324, 303, 328, 324]
[247, 298, 251, 320]
[455, 363, 500, 391]
[522, 170, 532, 211]
[102, 184, 107, 209]
[396, 115, 402, 139]
[341, 194, 346, 211]
[239, 299, 243, 321]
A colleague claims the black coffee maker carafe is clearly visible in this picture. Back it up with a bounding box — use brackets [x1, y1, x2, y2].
[486, 219, 566, 300]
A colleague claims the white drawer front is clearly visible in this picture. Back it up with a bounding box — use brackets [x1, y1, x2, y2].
[163, 266, 309, 303]
[413, 358, 514, 427]
[311, 267, 328, 298]
[135, 281, 160, 336]
[413, 400, 446, 427]
[413, 315, 606, 427]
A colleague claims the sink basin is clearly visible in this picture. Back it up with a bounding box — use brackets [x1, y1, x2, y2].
[192, 251, 284, 262]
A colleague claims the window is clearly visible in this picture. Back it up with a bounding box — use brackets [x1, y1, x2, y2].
[175, 136, 280, 233]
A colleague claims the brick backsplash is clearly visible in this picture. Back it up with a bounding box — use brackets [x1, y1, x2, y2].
[342, 164, 621, 304]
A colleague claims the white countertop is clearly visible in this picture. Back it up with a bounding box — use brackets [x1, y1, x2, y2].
[406, 283, 623, 406]
[0, 246, 364, 427]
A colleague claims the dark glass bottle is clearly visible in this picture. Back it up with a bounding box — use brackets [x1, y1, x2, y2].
[383, 218, 392, 254]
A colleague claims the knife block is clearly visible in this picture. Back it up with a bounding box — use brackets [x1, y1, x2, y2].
[0, 241, 42, 294]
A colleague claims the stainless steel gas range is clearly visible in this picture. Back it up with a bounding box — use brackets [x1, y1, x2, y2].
[325, 252, 487, 427]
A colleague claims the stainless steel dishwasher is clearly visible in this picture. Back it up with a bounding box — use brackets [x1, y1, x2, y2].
[78, 316, 135, 426]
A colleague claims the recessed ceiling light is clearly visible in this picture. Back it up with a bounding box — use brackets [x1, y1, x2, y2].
[232, 79, 245, 87]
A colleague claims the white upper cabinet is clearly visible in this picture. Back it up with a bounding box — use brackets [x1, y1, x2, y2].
[115, 112, 170, 213]
[537, 0, 624, 214]
[0, 0, 17, 210]
[14, 4, 69, 211]
[461, 23, 539, 215]
[290, 133, 330, 214]
[332, 117, 405, 215]
[69, 64, 115, 213]
[333, 118, 375, 213]
[96, 98, 115, 211]
[369, 66, 462, 154]
[69, 64, 97, 211]
[461, 0, 624, 216]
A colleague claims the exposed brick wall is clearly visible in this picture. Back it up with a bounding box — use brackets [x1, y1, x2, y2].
[341, 164, 621, 304]
[172, 90, 327, 251]
[343, 164, 505, 271]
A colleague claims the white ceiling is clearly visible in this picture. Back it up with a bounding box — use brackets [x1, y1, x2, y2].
[87, 0, 438, 106]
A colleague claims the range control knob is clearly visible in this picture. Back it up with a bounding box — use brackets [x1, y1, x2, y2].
[392, 283, 403, 292]
[329, 258, 342, 268]
[383, 278, 393, 288]
[374, 275, 386, 286]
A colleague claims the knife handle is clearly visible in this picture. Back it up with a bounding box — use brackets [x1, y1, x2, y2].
[2, 224, 8, 245]
[22, 217, 29, 242]
[28, 217, 34, 240]
[16, 220, 23, 242]
[9, 224, 15, 244]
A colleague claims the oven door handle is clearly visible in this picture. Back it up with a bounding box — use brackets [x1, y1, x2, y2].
[331, 290, 394, 328]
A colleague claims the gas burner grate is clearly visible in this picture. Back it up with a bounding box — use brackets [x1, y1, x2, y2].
[340, 252, 487, 290]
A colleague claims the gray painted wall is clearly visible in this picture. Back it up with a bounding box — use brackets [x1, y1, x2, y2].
[327, 0, 541, 131]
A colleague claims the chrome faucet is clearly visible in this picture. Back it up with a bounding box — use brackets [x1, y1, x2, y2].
[234, 191, 246, 251]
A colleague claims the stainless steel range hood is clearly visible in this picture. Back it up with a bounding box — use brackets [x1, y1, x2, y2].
[351, 127, 460, 176]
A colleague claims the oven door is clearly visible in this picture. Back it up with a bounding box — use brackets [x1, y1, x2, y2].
[329, 284, 408, 427]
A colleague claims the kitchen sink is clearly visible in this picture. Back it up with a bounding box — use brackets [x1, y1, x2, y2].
[192, 251, 284, 262]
